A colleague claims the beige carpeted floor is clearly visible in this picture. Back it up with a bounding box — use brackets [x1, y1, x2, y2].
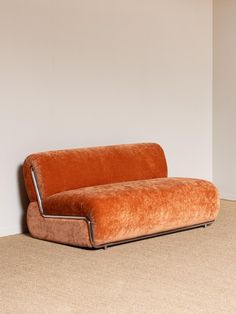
[0, 200, 235, 314]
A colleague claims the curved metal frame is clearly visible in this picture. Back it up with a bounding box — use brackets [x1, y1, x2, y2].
[30, 167, 214, 249]
[30, 167, 100, 248]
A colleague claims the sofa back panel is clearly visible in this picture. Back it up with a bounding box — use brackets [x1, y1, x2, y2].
[23, 143, 167, 202]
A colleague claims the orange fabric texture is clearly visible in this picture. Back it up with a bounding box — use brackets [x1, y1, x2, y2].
[43, 178, 219, 245]
[23, 143, 167, 202]
[23, 143, 220, 248]
[27, 202, 91, 247]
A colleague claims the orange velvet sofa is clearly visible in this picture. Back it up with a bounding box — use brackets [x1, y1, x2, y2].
[23, 143, 220, 249]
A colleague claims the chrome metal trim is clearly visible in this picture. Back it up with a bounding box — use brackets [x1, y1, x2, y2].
[30, 167, 214, 249]
[30, 167, 97, 248]
[99, 220, 214, 248]
[31, 167, 44, 215]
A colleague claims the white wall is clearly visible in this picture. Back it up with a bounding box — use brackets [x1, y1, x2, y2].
[213, 0, 236, 200]
[0, 0, 213, 236]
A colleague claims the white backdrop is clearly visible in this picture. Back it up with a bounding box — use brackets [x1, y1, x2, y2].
[0, 0, 213, 236]
[214, 0, 236, 200]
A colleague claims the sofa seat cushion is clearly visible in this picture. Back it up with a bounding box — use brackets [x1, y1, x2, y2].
[43, 178, 219, 245]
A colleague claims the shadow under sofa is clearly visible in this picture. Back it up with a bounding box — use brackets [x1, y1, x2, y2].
[23, 143, 220, 249]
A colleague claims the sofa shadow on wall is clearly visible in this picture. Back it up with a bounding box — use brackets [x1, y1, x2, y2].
[17, 165, 29, 233]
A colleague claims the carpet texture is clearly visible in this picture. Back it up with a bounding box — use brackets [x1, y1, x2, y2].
[0, 200, 235, 314]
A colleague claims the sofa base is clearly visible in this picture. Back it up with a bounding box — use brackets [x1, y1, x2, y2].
[100, 220, 214, 249]
[27, 202, 214, 249]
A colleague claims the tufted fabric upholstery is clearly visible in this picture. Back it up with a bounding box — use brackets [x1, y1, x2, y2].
[23, 143, 167, 202]
[23, 143, 219, 248]
[43, 178, 219, 245]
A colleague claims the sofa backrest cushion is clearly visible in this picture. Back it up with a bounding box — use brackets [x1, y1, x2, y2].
[23, 143, 167, 202]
